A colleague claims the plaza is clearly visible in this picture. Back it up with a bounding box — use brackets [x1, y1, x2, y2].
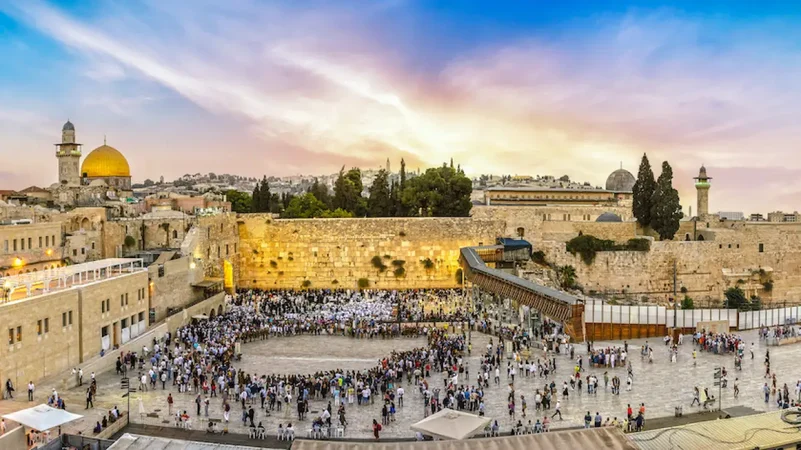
[1, 308, 793, 443]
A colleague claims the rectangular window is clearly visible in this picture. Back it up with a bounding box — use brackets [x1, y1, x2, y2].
[101, 326, 108, 337]
[13, 239, 17, 251]
[234, 243, 237, 254]
[759, 243, 764, 253]
[20, 239, 24, 251]
[37, 320, 42, 335]
[69, 310, 73, 325]
[121, 318, 127, 329]
[121, 294, 124, 307]
[52, 235, 55, 245]
[102, 301, 106, 313]
[28, 238, 31, 249]
[81, 248, 85, 255]
[39, 236, 42, 248]
[72, 249, 77, 257]
[226, 244, 229, 255]
[46, 236, 49, 247]
[125, 293, 129, 305]
[16, 326, 21, 342]
[131, 314, 136, 325]
[63, 312, 67, 327]
[138, 311, 145, 322]
[44, 318, 49, 333]
[91, 242, 95, 250]
[217, 246, 220, 258]
[8, 328, 13, 345]
[106, 299, 110, 311]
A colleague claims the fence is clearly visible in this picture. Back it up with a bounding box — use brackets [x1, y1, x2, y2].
[583, 300, 801, 339]
[738, 306, 801, 330]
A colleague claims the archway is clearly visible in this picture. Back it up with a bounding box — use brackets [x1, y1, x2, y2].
[218, 305, 223, 316]
[685, 233, 690, 241]
[516, 227, 525, 238]
[697, 234, 705, 241]
[80, 217, 91, 231]
[223, 260, 235, 294]
[209, 308, 216, 319]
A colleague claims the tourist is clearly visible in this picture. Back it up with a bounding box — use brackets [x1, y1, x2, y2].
[372, 419, 382, 440]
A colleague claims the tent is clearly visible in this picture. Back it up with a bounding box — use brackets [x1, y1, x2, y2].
[2, 404, 83, 431]
[411, 408, 490, 440]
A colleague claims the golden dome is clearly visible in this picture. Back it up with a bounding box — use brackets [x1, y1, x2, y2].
[81, 144, 131, 178]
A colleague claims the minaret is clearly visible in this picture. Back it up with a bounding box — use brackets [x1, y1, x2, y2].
[693, 165, 711, 219]
[55, 120, 82, 185]
[386, 158, 391, 173]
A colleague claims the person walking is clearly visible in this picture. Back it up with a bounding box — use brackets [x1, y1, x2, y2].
[372, 419, 382, 440]
[551, 401, 562, 420]
[167, 393, 174, 415]
[195, 394, 202, 416]
[691, 387, 700, 406]
[27, 381, 34, 402]
[85, 388, 93, 409]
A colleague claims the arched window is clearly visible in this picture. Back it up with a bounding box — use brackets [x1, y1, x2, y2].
[172, 230, 178, 239]
[516, 227, 525, 238]
[685, 234, 691, 241]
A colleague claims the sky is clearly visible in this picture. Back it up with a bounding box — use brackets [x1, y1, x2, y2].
[1, 0, 801, 214]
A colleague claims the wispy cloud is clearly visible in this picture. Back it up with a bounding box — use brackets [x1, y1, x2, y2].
[1, 2, 801, 213]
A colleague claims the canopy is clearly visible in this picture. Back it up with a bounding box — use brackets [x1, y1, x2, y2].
[192, 314, 209, 320]
[2, 404, 83, 431]
[411, 408, 490, 440]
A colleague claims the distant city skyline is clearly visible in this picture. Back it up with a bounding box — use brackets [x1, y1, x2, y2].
[2, 1, 801, 213]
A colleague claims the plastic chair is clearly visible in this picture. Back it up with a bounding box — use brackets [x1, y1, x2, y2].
[249, 428, 257, 438]
[334, 426, 345, 438]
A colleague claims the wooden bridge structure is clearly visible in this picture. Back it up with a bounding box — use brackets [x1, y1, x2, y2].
[459, 246, 585, 341]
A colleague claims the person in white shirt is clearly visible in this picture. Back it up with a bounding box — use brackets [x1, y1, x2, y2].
[27, 382, 34, 401]
[397, 387, 404, 407]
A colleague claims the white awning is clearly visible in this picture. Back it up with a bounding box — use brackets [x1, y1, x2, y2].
[192, 314, 209, 320]
[2, 404, 83, 431]
[411, 408, 490, 440]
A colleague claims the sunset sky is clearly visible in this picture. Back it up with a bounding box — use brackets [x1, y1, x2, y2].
[1, 1, 800, 214]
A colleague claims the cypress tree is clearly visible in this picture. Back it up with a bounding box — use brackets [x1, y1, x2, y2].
[632, 153, 656, 227]
[251, 183, 261, 212]
[650, 161, 683, 240]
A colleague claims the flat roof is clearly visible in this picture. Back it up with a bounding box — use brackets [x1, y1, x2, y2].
[108, 433, 272, 450]
[628, 410, 801, 450]
[486, 186, 619, 193]
[1, 258, 145, 303]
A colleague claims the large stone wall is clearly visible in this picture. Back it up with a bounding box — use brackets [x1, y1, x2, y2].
[542, 223, 801, 304]
[238, 216, 505, 290]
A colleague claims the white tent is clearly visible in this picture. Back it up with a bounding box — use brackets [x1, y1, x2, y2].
[411, 408, 490, 440]
[2, 404, 83, 431]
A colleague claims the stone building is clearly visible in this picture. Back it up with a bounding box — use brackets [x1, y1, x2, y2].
[49, 121, 133, 207]
[483, 167, 635, 208]
[0, 259, 149, 393]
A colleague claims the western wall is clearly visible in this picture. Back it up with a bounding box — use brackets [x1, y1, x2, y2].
[236, 206, 801, 306]
[237, 215, 505, 290]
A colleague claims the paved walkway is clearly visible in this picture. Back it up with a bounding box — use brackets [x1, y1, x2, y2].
[0, 328, 793, 441]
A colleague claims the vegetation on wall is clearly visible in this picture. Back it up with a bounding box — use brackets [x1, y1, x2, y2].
[681, 295, 694, 310]
[357, 278, 370, 289]
[724, 286, 761, 311]
[421, 258, 435, 270]
[762, 281, 773, 292]
[393, 267, 406, 278]
[371, 255, 388, 272]
[124, 235, 136, 247]
[554, 265, 577, 290]
[531, 250, 546, 265]
[566, 235, 651, 265]
[269, 260, 278, 268]
[302, 280, 312, 288]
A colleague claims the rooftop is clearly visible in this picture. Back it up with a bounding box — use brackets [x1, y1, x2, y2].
[1, 258, 145, 303]
[486, 186, 615, 193]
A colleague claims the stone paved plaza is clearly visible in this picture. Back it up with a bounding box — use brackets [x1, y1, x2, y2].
[0, 328, 793, 441]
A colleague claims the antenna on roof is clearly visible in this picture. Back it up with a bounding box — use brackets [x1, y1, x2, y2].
[104, 134, 107, 145]
[620, 161, 622, 170]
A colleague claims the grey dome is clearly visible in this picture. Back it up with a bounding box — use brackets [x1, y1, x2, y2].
[62, 120, 75, 131]
[596, 212, 622, 222]
[605, 168, 635, 192]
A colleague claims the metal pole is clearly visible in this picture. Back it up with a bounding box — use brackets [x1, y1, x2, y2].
[673, 260, 678, 330]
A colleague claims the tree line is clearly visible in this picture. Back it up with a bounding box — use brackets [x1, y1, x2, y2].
[632, 154, 683, 240]
[225, 158, 473, 218]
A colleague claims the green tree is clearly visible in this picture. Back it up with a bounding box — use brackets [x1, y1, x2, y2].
[251, 183, 261, 212]
[283, 193, 328, 218]
[225, 189, 252, 213]
[555, 265, 577, 290]
[400, 165, 472, 217]
[650, 161, 683, 240]
[367, 169, 392, 217]
[680, 295, 694, 310]
[143, 178, 155, 187]
[632, 153, 656, 227]
[724, 286, 748, 310]
[395, 159, 408, 216]
[332, 167, 367, 216]
[307, 178, 331, 209]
